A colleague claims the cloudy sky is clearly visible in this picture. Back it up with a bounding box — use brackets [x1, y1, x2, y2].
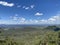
[0, 0, 60, 24]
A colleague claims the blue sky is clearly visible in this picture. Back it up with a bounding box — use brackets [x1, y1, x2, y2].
[0, 0, 60, 24]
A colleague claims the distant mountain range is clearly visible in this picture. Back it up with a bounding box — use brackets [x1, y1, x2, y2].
[0, 24, 60, 28]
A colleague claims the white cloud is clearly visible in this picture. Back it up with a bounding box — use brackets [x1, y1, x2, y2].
[0, 15, 60, 24]
[15, 14, 18, 16]
[19, 17, 26, 23]
[0, 13, 60, 24]
[40, 19, 47, 22]
[48, 15, 60, 21]
[17, 5, 21, 8]
[46, 15, 60, 24]
[10, 14, 18, 21]
[13, 16, 18, 20]
[22, 6, 26, 8]
[10, 14, 26, 23]
[22, 5, 35, 10]
[48, 18, 56, 21]
[0, 1, 14, 7]
[35, 12, 43, 16]
[25, 7, 30, 10]
[22, 6, 30, 10]
[53, 15, 60, 20]
[30, 5, 34, 8]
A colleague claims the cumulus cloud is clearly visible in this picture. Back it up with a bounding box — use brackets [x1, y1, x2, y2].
[19, 17, 26, 23]
[30, 5, 34, 8]
[25, 7, 30, 10]
[25, 15, 60, 24]
[48, 15, 60, 21]
[48, 18, 56, 21]
[10, 14, 18, 21]
[35, 12, 43, 16]
[10, 14, 26, 22]
[0, 1, 14, 7]
[22, 5, 35, 10]
[45, 15, 60, 24]
[22, 6, 30, 10]
[0, 13, 60, 24]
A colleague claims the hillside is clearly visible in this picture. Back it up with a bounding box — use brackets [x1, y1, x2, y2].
[0, 25, 60, 45]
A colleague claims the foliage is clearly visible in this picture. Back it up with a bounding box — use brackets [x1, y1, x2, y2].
[0, 26, 60, 45]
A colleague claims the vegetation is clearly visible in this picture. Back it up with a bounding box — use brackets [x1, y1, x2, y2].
[0, 25, 60, 45]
